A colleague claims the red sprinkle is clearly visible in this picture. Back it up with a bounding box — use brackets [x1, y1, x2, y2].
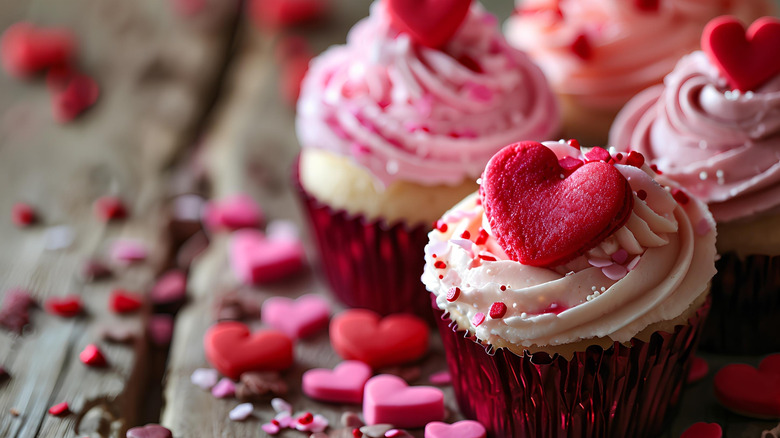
[109, 290, 143, 314]
[567, 139, 580, 149]
[460, 230, 471, 239]
[94, 196, 127, 222]
[11, 203, 37, 227]
[47, 402, 69, 416]
[297, 412, 314, 425]
[500, 285, 507, 291]
[79, 344, 107, 367]
[438, 275, 443, 279]
[472, 312, 485, 327]
[352, 428, 363, 438]
[634, 0, 660, 12]
[571, 33, 593, 60]
[584, 147, 610, 163]
[489, 302, 507, 319]
[271, 419, 280, 426]
[434, 260, 447, 269]
[478, 254, 496, 262]
[636, 190, 648, 201]
[672, 189, 690, 205]
[650, 164, 662, 174]
[558, 156, 584, 172]
[446, 287, 461, 302]
[433, 220, 448, 233]
[625, 151, 645, 168]
[45, 296, 83, 318]
[475, 228, 489, 245]
[51, 73, 99, 123]
[614, 153, 624, 161]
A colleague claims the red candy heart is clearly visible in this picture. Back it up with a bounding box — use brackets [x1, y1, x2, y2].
[681, 422, 722, 438]
[387, 0, 472, 49]
[109, 290, 144, 314]
[204, 321, 294, 380]
[330, 309, 428, 369]
[702, 16, 780, 91]
[45, 295, 83, 318]
[480, 141, 633, 267]
[714, 353, 780, 419]
[1, 22, 75, 77]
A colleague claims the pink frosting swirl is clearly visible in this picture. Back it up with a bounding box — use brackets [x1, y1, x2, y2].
[296, 2, 559, 187]
[505, 0, 773, 111]
[610, 51, 780, 223]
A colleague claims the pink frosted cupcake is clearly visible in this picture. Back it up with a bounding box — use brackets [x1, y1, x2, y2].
[505, 0, 773, 145]
[423, 141, 716, 436]
[610, 16, 780, 353]
[295, 1, 559, 317]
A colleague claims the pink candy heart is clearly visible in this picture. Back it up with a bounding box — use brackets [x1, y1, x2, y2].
[203, 194, 263, 231]
[363, 374, 444, 428]
[425, 420, 486, 438]
[261, 294, 329, 339]
[229, 229, 305, 285]
[302, 360, 372, 404]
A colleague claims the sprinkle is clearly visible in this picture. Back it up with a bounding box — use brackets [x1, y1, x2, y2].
[48, 402, 69, 416]
[434, 261, 447, 269]
[472, 312, 485, 327]
[109, 289, 144, 314]
[342, 412, 364, 428]
[567, 139, 580, 149]
[570, 33, 593, 60]
[636, 190, 647, 201]
[438, 275, 443, 279]
[672, 189, 689, 205]
[611, 249, 628, 265]
[584, 147, 610, 163]
[433, 220, 448, 233]
[386, 160, 399, 175]
[79, 344, 108, 367]
[591, 286, 597, 291]
[229, 403, 254, 421]
[110, 240, 148, 264]
[446, 287, 460, 302]
[93, 196, 128, 222]
[272, 398, 292, 414]
[212, 378, 236, 398]
[625, 151, 645, 168]
[699, 171, 708, 180]
[385, 430, 413, 438]
[500, 285, 506, 291]
[261, 422, 281, 434]
[11, 202, 37, 227]
[588, 258, 612, 268]
[474, 228, 489, 245]
[600, 287, 606, 292]
[81, 259, 112, 282]
[298, 412, 314, 425]
[650, 164, 662, 174]
[191, 368, 219, 390]
[478, 254, 496, 262]
[352, 428, 363, 438]
[460, 230, 470, 239]
[45, 295, 83, 318]
[44, 225, 74, 251]
[10, 408, 19, 416]
[429, 370, 451, 385]
[489, 302, 507, 319]
[558, 156, 583, 172]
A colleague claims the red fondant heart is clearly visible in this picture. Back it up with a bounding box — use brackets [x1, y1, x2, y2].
[680, 422, 722, 438]
[702, 16, 780, 91]
[714, 353, 780, 419]
[480, 141, 632, 267]
[204, 321, 294, 380]
[386, 0, 472, 49]
[330, 309, 429, 369]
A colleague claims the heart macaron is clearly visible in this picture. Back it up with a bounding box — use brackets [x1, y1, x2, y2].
[229, 229, 305, 285]
[386, 0, 472, 49]
[714, 353, 780, 419]
[204, 321, 293, 380]
[702, 16, 780, 91]
[425, 420, 486, 438]
[480, 141, 632, 267]
[261, 294, 330, 339]
[302, 360, 372, 404]
[330, 309, 429, 369]
[363, 374, 444, 428]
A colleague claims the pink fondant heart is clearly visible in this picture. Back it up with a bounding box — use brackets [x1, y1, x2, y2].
[680, 422, 722, 438]
[261, 294, 330, 339]
[363, 374, 444, 428]
[203, 194, 263, 231]
[204, 321, 294, 380]
[425, 420, 486, 438]
[302, 360, 372, 404]
[714, 353, 780, 419]
[702, 16, 780, 91]
[229, 229, 305, 285]
[480, 141, 632, 267]
[386, 0, 472, 48]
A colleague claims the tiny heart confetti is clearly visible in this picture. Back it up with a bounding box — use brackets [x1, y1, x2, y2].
[93, 196, 128, 222]
[109, 289, 144, 314]
[45, 295, 83, 318]
[110, 240, 148, 265]
[191, 368, 219, 390]
[228, 402, 254, 421]
[212, 377, 236, 399]
[79, 343, 107, 367]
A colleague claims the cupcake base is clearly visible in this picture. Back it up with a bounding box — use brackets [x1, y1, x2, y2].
[434, 301, 709, 438]
[700, 252, 780, 354]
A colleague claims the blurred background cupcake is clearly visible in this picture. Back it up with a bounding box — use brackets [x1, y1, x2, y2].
[610, 16, 780, 354]
[296, 0, 560, 318]
[424, 140, 717, 436]
[505, 0, 773, 146]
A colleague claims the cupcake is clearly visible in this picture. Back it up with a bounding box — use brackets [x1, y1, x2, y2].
[295, 0, 559, 317]
[422, 141, 717, 437]
[610, 16, 780, 353]
[505, 0, 773, 145]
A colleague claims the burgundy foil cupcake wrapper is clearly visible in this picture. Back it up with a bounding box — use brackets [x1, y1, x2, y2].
[700, 252, 780, 354]
[434, 300, 709, 438]
[293, 159, 432, 319]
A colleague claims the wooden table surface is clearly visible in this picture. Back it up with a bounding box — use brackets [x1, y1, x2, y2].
[0, 1, 778, 437]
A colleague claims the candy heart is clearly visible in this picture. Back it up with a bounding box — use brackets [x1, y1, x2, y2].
[680, 422, 722, 438]
[229, 229, 305, 285]
[714, 353, 780, 419]
[203, 194, 263, 231]
[363, 374, 444, 428]
[480, 141, 632, 267]
[109, 290, 144, 314]
[261, 294, 330, 339]
[126, 424, 173, 438]
[0, 22, 75, 77]
[702, 16, 780, 91]
[330, 309, 429, 369]
[204, 321, 293, 380]
[425, 420, 486, 438]
[45, 295, 83, 318]
[387, 0, 472, 49]
[302, 360, 372, 404]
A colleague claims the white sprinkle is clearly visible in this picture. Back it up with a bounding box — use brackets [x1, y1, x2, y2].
[560, 174, 565, 179]
[191, 368, 219, 390]
[44, 225, 75, 251]
[699, 171, 708, 180]
[558, 139, 566, 144]
[476, 177, 482, 185]
[229, 403, 254, 421]
[386, 160, 399, 175]
[271, 398, 292, 415]
[591, 286, 597, 291]
[512, 303, 517, 308]
[716, 169, 724, 178]
[600, 287, 606, 292]
[725, 89, 741, 101]
[745, 91, 755, 99]
[520, 312, 527, 318]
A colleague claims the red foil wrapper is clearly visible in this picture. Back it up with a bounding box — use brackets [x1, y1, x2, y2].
[434, 300, 709, 438]
[293, 161, 432, 319]
[700, 252, 780, 354]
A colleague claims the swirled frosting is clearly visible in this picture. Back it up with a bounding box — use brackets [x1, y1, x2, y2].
[610, 51, 780, 223]
[296, 2, 559, 188]
[421, 141, 716, 349]
[504, 0, 772, 111]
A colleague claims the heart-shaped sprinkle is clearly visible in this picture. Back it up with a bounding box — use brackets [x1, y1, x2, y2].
[330, 309, 429, 369]
[428, 370, 451, 385]
[261, 294, 330, 339]
[47, 402, 69, 416]
[303, 360, 372, 404]
[702, 16, 780, 91]
[363, 374, 445, 428]
[681, 422, 722, 438]
[110, 240, 148, 265]
[191, 368, 219, 390]
[714, 353, 780, 419]
[480, 141, 632, 267]
[212, 377, 236, 398]
[126, 424, 173, 438]
[688, 356, 709, 384]
[425, 420, 486, 438]
[204, 321, 294, 380]
[148, 315, 173, 347]
[228, 402, 254, 421]
[386, 0, 472, 49]
[94, 196, 128, 222]
[229, 229, 305, 285]
[0, 22, 75, 77]
[45, 295, 83, 318]
[51, 72, 99, 122]
[109, 290, 144, 314]
[79, 344, 107, 367]
[150, 270, 187, 306]
[203, 194, 263, 231]
[11, 202, 37, 227]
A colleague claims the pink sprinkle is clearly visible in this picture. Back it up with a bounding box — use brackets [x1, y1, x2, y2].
[464, 82, 493, 102]
[271, 398, 292, 414]
[261, 423, 281, 434]
[626, 256, 641, 271]
[229, 403, 254, 421]
[295, 414, 328, 432]
[472, 312, 485, 327]
[611, 249, 628, 265]
[602, 264, 628, 281]
[191, 368, 219, 390]
[429, 370, 451, 385]
[110, 240, 148, 264]
[695, 218, 712, 236]
[584, 147, 610, 163]
[588, 258, 613, 268]
[211, 377, 236, 398]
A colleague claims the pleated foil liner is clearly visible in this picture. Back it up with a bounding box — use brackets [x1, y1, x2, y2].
[293, 161, 433, 319]
[700, 252, 780, 354]
[434, 300, 709, 438]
